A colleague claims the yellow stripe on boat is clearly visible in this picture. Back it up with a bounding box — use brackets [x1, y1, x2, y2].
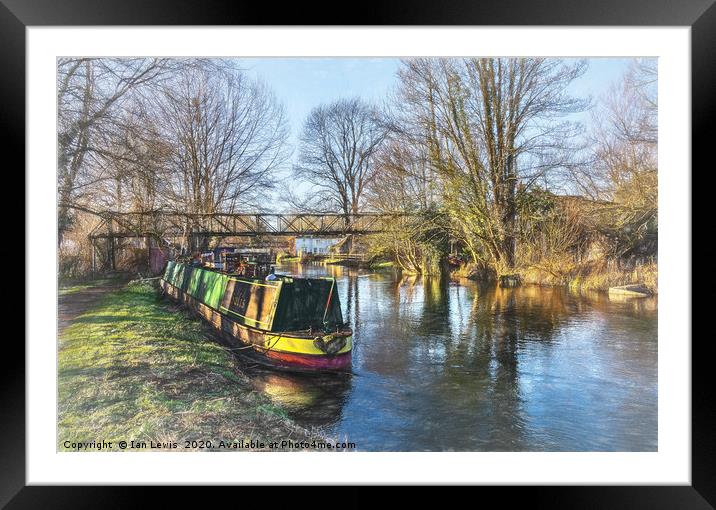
[263, 334, 353, 355]
[219, 305, 272, 328]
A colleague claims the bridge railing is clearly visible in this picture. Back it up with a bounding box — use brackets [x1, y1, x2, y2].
[89, 211, 413, 238]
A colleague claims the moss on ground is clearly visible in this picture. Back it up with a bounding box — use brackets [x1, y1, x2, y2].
[58, 280, 321, 451]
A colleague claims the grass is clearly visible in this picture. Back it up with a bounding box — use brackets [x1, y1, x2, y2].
[58, 280, 322, 451]
[323, 258, 370, 268]
[368, 261, 395, 270]
[59, 283, 95, 296]
[275, 254, 300, 263]
[567, 261, 657, 294]
[59, 277, 123, 296]
[450, 260, 657, 294]
[519, 260, 658, 294]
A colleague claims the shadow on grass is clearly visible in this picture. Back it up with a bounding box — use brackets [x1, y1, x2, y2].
[71, 313, 173, 326]
[58, 279, 328, 449]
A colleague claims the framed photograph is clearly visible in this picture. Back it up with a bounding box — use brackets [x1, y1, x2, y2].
[11, 0, 710, 505]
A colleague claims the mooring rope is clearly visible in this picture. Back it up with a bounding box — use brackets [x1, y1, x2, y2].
[322, 278, 336, 326]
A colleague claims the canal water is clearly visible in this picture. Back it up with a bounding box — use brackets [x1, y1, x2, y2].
[242, 262, 658, 452]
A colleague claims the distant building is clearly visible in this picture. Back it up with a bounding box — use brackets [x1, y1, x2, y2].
[295, 236, 341, 256]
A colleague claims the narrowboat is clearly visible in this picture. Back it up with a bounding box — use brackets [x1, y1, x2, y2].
[159, 259, 352, 372]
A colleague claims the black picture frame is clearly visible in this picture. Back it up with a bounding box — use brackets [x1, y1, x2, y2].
[7, 0, 710, 506]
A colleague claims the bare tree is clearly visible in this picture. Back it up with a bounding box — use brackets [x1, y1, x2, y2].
[98, 105, 173, 213]
[363, 139, 450, 274]
[583, 58, 658, 258]
[366, 139, 437, 212]
[57, 57, 173, 243]
[294, 98, 388, 219]
[616, 58, 657, 144]
[155, 64, 289, 250]
[392, 57, 587, 275]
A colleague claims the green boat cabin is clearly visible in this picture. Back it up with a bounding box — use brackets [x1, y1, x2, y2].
[162, 261, 344, 334]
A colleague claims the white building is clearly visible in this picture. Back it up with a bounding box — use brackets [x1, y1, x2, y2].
[295, 237, 341, 256]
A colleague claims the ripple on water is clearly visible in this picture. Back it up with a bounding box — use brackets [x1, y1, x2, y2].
[270, 263, 658, 451]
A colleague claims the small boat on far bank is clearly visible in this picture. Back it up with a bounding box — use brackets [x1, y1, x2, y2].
[160, 258, 352, 373]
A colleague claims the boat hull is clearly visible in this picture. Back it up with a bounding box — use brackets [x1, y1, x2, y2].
[160, 279, 352, 372]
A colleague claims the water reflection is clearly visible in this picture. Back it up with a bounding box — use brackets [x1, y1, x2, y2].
[241, 364, 352, 427]
[260, 262, 657, 451]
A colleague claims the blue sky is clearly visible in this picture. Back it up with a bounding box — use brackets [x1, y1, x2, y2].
[241, 57, 635, 167]
[241, 57, 401, 171]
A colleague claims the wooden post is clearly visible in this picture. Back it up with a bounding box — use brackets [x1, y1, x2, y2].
[146, 235, 152, 275]
[109, 238, 116, 270]
[91, 238, 96, 275]
[107, 218, 116, 271]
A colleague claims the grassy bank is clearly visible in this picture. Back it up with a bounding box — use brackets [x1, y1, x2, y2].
[368, 261, 395, 270]
[59, 275, 127, 296]
[321, 258, 394, 270]
[276, 255, 300, 263]
[519, 261, 657, 294]
[58, 280, 322, 451]
[322, 258, 364, 267]
[451, 260, 657, 294]
[59, 282, 99, 296]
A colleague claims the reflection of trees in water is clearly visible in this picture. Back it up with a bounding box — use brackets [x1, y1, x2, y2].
[357, 274, 454, 377]
[397, 282, 581, 450]
[245, 367, 353, 427]
[484, 286, 572, 343]
[236, 266, 657, 450]
[344, 274, 360, 337]
[427, 284, 525, 449]
[435, 284, 653, 450]
[459, 285, 576, 390]
[604, 292, 658, 315]
[399, 274, 452, 332]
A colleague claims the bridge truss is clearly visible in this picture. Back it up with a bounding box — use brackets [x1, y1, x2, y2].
[88, 211, 412, 240]
[86, 210, 413, 272]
